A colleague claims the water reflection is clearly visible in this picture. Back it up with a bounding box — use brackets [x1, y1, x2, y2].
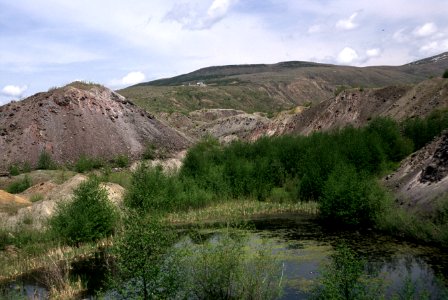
[2, 215, 447, 299]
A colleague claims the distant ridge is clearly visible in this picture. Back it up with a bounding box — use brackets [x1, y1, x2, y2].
[119, 52, 448, 114]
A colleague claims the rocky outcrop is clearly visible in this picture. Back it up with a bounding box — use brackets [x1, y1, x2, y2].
[384, 131, 448, 213]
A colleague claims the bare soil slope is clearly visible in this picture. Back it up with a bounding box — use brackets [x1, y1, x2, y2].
[0, 82, 190, 171]
[384, 131, 448, 213]
[262, 78, 448, 136]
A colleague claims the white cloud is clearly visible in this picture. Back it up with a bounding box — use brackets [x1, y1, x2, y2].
[1, 85, 28, 97]
[366, 48, 381, 57]
[337, 47, 359, 64]
[419, 39, 448, 54]
[393, 28, 410, 43]
[413, 22, 438, 37]
[165, 0, 237, 30]
[121, 71, 146, 85]
[308, 24, 323, 34]
[336, 12, 359, 30]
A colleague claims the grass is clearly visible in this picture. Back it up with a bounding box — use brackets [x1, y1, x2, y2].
[0, 170, 76, 191]
[29, 193, 44, 203]
[5, 175, 32, 194]
[0, 235, 112, 280]
[165, 199, 319, 224]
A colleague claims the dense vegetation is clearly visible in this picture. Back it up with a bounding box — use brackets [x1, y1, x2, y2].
[4, 111, 448, 298]
[49, 177, 119, 245]
[125, 117, 418, 226]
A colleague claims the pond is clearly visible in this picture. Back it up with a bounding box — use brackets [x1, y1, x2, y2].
[2, 214, 448, 299]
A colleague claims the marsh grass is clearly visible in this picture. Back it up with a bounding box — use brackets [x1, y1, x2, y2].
[0, 238, 113, 280]
[165, 199, 319, 224]
[379, 198, 448, 247]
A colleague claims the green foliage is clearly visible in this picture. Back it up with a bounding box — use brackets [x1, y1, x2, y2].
[320, 164, 388, 226]
[379, 195, 448, 247]
[173, 229, 284, 299]
[112, 213, 177, 299]
[0, 228, 52, 253]
[124, 163, 213, 212]
[8, 161, 32, 176]
[403, 109, 448, 149]
[74, 155, 104, 173]
[366, 118, 413, 162]
[443, 69, 448, 78]
[21, 161, 32, 173]
[312, 244, 384, 300]
[30, 193, 44, 202]
[121, 114, 447, 226]
[6, 175, 32, 194]
[112, 154, 130, 168]
[8, 164, 20, 176]
[37, 150, 54, 170]
[142, 143, 156, 160]
[49, 177, 119, 245]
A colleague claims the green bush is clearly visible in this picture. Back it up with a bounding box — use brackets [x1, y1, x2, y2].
[320, 164, 388, 226]
[74, 155, 104, 173]
[142, 143, 156, 160]
[312, 244, 384, 299]
[124, 164, 214, 212]
[37, 150, 54, 170]
[112, 154, 130, 168]
[21, 161, 32, 173]
[113, 213, 177, 299]
[49, 177, 119, 245]
[173, 230, 283, 299]
[6, 175, 32, 194]
[8, 164, 20, 176]
[443, 69, 448, 78]
[403, 109, 448, 149]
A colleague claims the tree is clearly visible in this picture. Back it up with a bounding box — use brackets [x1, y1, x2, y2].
[320, 164, 387, 226]
[311, 244, 384, 300]
[113, 212, 176, 299]
[49, 177, 119, 245]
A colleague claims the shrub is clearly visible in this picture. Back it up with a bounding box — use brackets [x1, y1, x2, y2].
[113, 213, 177, 299]
[142, 143, 156, 160]
[49, 177, 119, 245]
[311, 244, 384, 299]
[112, 154, 130, 168]
[74, 155, 103, 173]
[320, 164, 388, 226]
[30, 193, 44, 202]
[6, 175, 32, 194]
[22, 161, 32, 173]
[443, 69, 448, 78]
[37, 150, 54, 170]
[173, 229, 284, 299]
[8, 164, 20, 176]
[124, 164, 213, 212]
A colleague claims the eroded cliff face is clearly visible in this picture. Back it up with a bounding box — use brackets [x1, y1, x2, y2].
[384, 131, 448, 213]
[0, 83, 191, 170]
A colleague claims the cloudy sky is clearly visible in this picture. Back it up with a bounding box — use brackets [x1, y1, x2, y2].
[1, 0, 448, 104]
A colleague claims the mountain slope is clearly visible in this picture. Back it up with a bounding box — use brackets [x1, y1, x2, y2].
[263, 77, 448, 136]
[119, 52, 448, 114]
[0, 82, 190, 171]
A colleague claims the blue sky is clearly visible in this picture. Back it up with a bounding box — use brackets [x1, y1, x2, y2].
[1, 0, 448, 104]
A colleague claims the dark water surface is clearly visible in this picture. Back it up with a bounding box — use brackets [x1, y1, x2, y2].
[2, 215, 448, 299]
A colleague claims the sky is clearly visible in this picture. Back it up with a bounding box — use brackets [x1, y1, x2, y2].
[1, 0, 448, 105]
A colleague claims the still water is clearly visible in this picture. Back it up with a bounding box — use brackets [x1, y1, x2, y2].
[2, 215, 448, 299]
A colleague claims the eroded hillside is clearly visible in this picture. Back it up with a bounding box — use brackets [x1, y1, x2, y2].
[0, 82, 190, 171]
